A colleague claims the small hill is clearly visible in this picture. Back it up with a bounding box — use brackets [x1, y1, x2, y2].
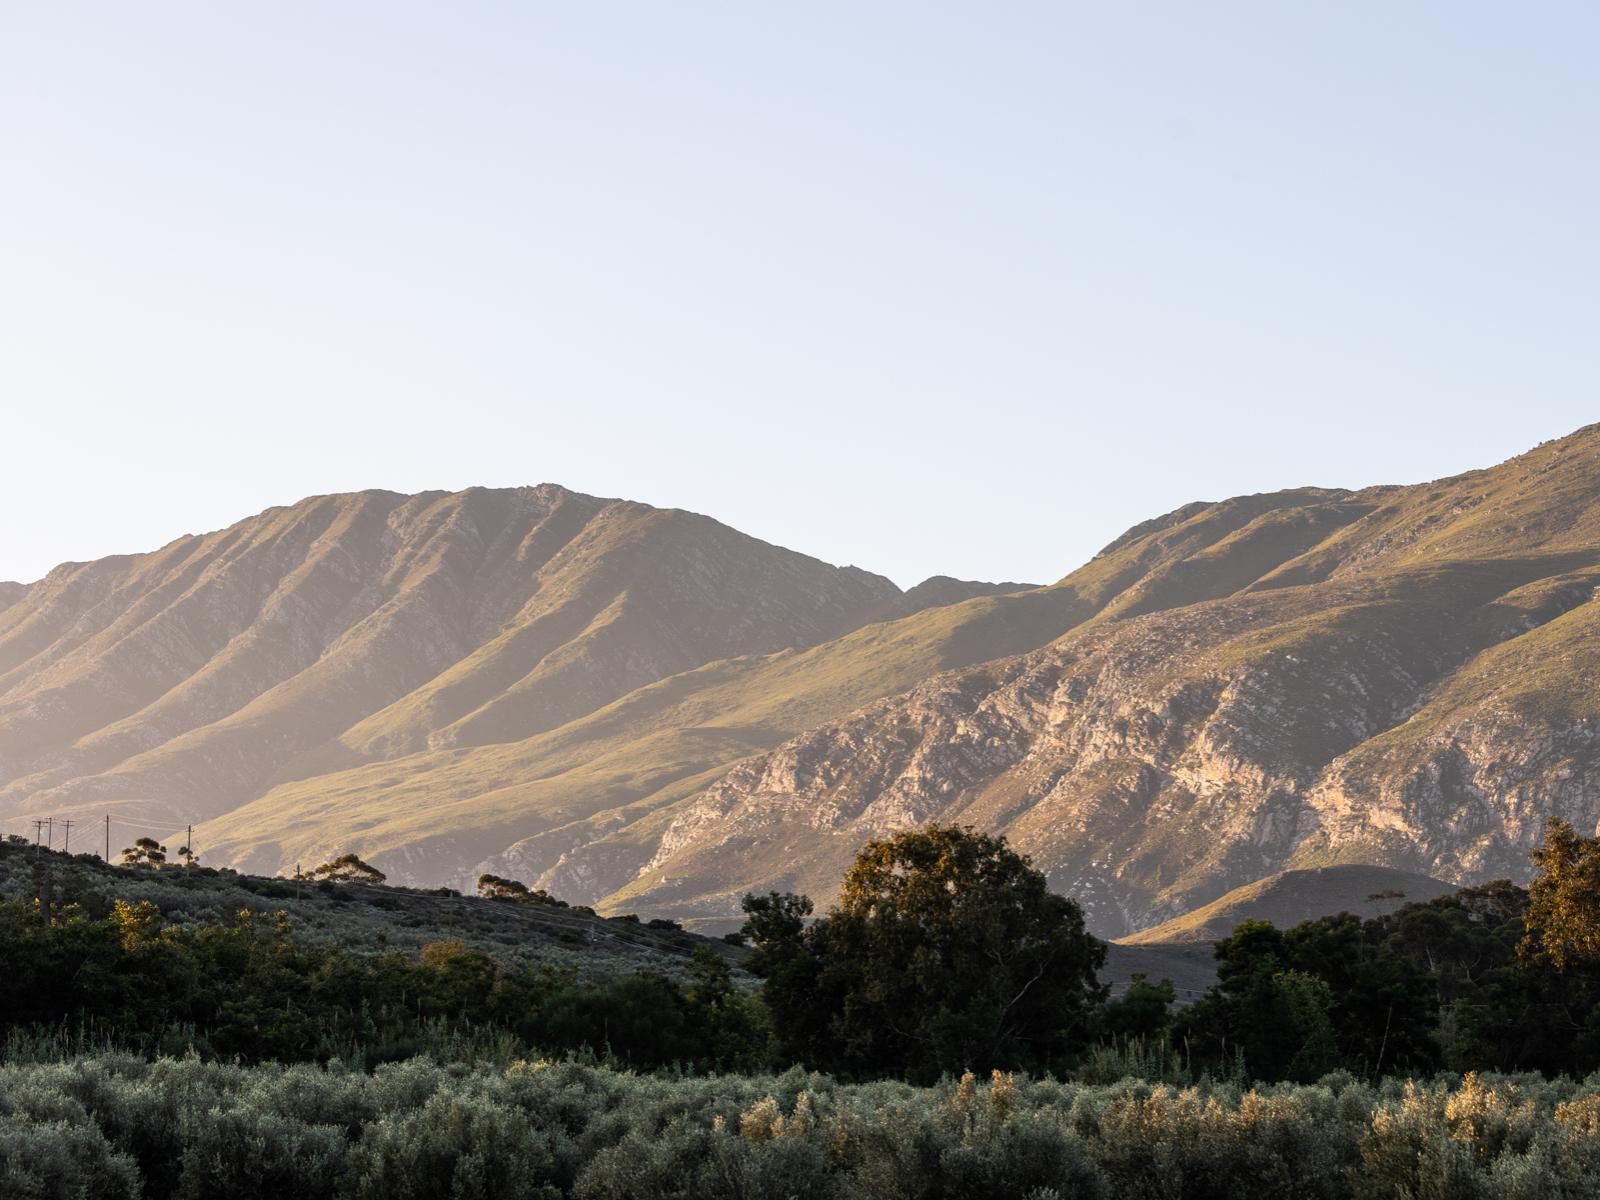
[1117, 865, 1456, 945]
[0, 837, 742, 982]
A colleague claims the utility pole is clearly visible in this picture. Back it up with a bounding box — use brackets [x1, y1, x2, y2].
[105, 814, 111, 863]
[32, 819, 44, 850]
[184, 823, 194, 867]
[45, 816, 53, 849]
[60, 819, 74, 854]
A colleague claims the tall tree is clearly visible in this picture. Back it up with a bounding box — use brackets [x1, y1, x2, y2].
[1522, 817, 1600, 970]
[309, 853, 386, 885]
[744, 825, 1105, 1081]
[120, 837, 167, 868]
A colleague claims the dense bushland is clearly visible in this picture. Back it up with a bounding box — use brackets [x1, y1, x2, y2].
[1169, 874, 1600, 1082]
[0, 894, 765, 1070]
[8, 823, 1600, 1195]
[744, 825, 1600, 1085]
[7, 1053, 1600, 1199]
[10, 824, 1600, 1085]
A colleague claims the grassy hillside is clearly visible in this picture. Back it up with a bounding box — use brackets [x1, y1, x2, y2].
[14, 428, 1600, 932]
[0, 486, 901, 838]
[0, 838, 742, 983]
[1117, 865, 1455, 945]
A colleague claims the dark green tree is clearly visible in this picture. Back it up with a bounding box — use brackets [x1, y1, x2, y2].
[743, 825, 1105, 1081]
[121, 837, 167, 868]
[478, 873, 531, 901]
[1098, 973, 1176, 1043]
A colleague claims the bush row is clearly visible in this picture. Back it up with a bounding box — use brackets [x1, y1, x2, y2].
[5, 1054, 1600, 1199]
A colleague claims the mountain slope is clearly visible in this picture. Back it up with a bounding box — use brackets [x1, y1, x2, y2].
[1117, 865, 1455, 945]
[0, 486, 904, 836]
[621, 427, 1600, 935]
[14, 428, 1600, 936]
[192, 481, 1371, 890]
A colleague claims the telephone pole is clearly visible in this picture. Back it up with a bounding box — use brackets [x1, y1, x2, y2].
[60, 819, 74, 854]
[105, 815, 111, 863]
[45, 816, 53, 849]
[32, 819, 44, 850]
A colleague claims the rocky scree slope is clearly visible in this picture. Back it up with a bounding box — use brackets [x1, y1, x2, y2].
[621, 426, 1600, 936]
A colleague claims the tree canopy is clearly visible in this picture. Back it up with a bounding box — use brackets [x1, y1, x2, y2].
[310, 854, 386, 885]
[120, 837, 166, 868]
[1522, 817, 1600, 970]
[742, 824, 1105, 1081]
[477, 873, 568, 907]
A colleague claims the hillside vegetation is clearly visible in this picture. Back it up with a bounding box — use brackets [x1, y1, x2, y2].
[8, 818, 1600, 1197]
[1118, 865, 1455, 945]
[0, 839, 739, 983]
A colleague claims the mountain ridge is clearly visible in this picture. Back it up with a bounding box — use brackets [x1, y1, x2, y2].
[0, 484, 915, 837]
[615, 426, 1600, 934]
[7, 429, 1600, 941]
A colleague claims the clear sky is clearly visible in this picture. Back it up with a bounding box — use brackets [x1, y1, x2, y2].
[2, 4, 1596, 589]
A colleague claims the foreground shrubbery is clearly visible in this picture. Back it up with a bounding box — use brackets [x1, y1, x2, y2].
[5, 1053, 1600, 1199]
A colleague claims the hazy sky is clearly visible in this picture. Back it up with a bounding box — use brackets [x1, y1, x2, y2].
[2, 4, 1596, 588]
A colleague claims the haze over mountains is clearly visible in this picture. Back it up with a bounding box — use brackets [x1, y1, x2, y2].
[5, 427, 1600, 937]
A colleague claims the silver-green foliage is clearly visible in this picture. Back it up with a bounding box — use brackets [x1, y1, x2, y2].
[4, 1055, 1600, 1199]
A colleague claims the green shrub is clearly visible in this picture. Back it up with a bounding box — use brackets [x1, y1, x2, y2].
[347, 1088, 561, 1200]
[0, 1112, 141, 1200]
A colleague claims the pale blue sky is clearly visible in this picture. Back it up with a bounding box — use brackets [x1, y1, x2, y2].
[2, 3, 1595, 588]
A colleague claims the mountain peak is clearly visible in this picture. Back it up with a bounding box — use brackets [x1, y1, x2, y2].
[0, 485, 904, 840]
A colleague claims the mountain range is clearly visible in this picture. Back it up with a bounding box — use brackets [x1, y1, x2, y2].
[5, 426, 1600, 938]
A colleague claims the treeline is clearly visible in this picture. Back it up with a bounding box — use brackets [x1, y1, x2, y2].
[7, 1054, 1600, 1200]
[0, 898, 765, 1070]
[1157, 819, 1600, 1082]
[7, 821, 1600, 1087]
[1168, 880, 1600, 1081]
[739, 824, 1600, 1085]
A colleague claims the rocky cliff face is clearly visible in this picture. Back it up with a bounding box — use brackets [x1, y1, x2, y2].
[620, 427, 1600, 935]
